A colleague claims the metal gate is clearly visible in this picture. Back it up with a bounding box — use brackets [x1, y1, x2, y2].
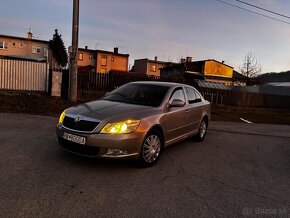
[0, 58, 49, 92]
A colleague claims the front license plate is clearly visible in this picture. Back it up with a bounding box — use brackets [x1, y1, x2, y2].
[63, 132, 86, 145]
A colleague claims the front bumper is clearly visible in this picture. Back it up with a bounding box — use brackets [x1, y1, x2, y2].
[56, 124, 146, 159]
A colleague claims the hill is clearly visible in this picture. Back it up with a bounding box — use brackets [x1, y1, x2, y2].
[257, 71, 290, 83]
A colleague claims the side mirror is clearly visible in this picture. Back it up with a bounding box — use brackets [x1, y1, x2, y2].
[168, 99, 186, 108]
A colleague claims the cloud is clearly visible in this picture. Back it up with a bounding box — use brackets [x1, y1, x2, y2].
[1, 0, 289, 72]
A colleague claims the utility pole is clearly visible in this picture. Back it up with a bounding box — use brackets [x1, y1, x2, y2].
[69, 0, 79, 102]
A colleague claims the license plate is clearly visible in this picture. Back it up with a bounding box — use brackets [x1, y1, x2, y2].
[63, 132, 86, 145]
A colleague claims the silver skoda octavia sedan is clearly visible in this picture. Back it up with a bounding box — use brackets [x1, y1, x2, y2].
[56, 81, 211, 167]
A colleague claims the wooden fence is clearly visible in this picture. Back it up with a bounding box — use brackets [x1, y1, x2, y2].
[199, 87, 290, 108]
[77, 71, 290, 109]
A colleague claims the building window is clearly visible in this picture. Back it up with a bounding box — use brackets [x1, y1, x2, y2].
[78, 53, 83, 61]
[12, 42, 16, 47]
[43, 47, 48, 57]
[101, 56, 107, 66]
[19, 43, 23, 48]
[100, 68, 107, 73]
[111, 57, 114, 62]
[150, 65, 157, 72]
[32, 46, 41, 54]
[0, 41, 8, 49]
[89, 54, 95, 59]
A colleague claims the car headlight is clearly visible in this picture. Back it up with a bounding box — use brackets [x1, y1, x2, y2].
[100, 120, 140, 134]
[58, 110, 66, 124]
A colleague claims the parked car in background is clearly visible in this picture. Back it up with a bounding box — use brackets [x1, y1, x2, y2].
[56, 81, 211, 167]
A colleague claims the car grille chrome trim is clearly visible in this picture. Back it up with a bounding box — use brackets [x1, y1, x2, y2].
[62, 114, 102, 133]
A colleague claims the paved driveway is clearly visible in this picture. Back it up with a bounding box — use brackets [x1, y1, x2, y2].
[0, 113, 289, 217]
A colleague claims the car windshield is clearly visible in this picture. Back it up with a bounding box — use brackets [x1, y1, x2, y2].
[103, 83, 169, 107]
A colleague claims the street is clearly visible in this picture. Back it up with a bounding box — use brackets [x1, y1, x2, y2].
[0, 113, 289, 217]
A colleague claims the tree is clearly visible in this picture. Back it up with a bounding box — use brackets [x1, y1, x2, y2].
[49, 29, 68, 67]
[240, 52, 262, 85]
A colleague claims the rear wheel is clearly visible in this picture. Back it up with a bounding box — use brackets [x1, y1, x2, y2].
[195, 119, 207, 141]
[138, 130, 163, 167]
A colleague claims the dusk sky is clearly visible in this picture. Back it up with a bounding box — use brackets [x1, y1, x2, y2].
[1, 0, 290, 73]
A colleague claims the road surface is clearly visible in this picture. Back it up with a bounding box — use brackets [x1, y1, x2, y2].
[0, 114, 289, 217]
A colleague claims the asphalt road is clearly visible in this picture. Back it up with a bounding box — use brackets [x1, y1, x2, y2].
[0, 113, 289, 218]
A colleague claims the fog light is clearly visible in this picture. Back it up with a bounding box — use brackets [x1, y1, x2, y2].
[106, 148, 128, 155]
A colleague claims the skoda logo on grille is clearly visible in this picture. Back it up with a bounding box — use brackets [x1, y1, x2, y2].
[74, 117, 81, 123]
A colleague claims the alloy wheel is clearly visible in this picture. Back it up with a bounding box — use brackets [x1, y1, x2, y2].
[199, 120, 207, 139]
[142, 134, 161, 163]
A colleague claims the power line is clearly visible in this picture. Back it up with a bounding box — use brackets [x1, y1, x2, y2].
[216, 0, 290, 25]
[234, 0, 290, 19]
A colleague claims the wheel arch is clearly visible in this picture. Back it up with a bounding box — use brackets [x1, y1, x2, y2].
[202, 115, 209, 127]
[147, 124, 165, 146]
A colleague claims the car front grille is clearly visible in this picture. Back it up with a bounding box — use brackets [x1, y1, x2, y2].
[63, 116, 100, 132]
[58, 137, 100, 156]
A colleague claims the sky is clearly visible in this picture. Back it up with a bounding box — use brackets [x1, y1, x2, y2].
[1, 0, 290, 73]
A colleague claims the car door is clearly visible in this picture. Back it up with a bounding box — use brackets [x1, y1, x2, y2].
[184, 87, 204, 133]
[164, 87, 190, 143]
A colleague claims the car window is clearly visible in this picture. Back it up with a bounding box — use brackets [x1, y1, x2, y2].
[195, 90, 203, 100]
[169, 88, 185, 103]
[185, 87, 197, 104]
[185, 87, 203, 104]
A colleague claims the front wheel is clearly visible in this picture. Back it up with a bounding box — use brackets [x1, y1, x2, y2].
[138, 130, 163, 167]
[195, 119, 207, 141]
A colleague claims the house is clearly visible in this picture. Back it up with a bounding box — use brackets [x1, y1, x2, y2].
[133, 57, 175, 77]
[161, 59, 234, 86]
[0, 30, 49, 61]
[232, 70, 247, 86]
[77, 47, 129, 73]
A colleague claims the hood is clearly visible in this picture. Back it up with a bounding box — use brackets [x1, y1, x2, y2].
[66, 100, 160, 121]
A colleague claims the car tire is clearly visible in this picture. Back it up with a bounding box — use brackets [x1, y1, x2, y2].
[138, 130, 163, 167]
[195, 119, 207, 142]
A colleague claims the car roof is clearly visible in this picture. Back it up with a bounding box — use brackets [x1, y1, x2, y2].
[130, 81, 185, 88]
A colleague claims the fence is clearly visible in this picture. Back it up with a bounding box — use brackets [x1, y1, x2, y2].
[199, 87, 290, 109]
[78, 71, 198, 93]
[60, 69, 67, 99]
[77, 71, 290, 109]
[0, 58, 48, 92]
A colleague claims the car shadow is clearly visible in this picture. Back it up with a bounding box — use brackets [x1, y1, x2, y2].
[57, 148, 140, 169]
[54, 132, 212, 170]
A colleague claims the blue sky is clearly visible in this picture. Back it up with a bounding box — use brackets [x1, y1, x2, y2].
[1, 0, 290, 73]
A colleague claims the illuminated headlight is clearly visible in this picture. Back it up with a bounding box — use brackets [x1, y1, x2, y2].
[100, 120, 140, 134]
[106, 148, 128, 155]
[58, 110, 66, 124]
